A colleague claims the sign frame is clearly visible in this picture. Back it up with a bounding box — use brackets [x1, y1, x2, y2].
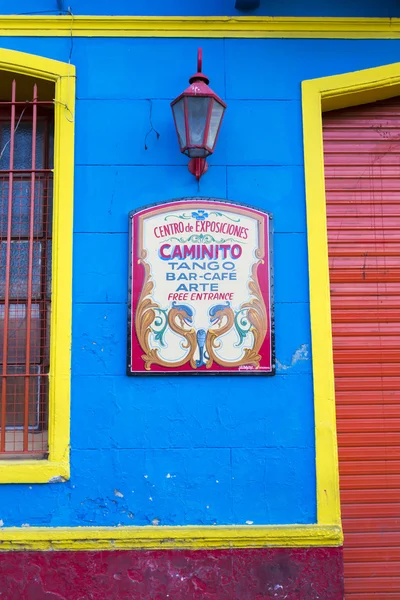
[127, 197, 274, 376]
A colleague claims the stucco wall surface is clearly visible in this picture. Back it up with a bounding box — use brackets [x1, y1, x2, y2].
[3, 0, 400, 17]
[0, 547, 344, 599]
[0, 17, 397, 529]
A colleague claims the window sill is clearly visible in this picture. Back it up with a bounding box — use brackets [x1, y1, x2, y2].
[0, 459, 69, 483]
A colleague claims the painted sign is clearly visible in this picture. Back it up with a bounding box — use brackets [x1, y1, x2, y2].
[128, 199, 274, 374]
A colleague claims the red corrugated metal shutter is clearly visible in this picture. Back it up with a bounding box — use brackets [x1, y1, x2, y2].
[323, 98, 400, 599]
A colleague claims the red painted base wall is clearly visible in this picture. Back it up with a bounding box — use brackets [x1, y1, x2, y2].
[0, 547, 343, 600]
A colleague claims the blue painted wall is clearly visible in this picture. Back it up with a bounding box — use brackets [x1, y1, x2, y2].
[0, 4, 398, 527]
[4, 0, 400, 17]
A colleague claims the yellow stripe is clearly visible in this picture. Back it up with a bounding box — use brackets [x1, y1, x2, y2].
[302, 82, 341, 526]
[0, 47, 72, 77]
[302, 62, 400, 527]
[48, 67, 75, 477]
[0, 49, 74, 484]
[0, 15, 400, 38]
[0, 525, 342, 551]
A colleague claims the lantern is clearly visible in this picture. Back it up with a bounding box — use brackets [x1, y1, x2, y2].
[171, 48, 227, 180]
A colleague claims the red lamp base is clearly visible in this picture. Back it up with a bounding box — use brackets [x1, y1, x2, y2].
[188, 158, 208, 180]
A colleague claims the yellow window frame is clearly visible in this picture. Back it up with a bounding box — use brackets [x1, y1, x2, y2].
[0, 49, 75, 484]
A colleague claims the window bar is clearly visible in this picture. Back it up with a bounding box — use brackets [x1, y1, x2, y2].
[39, 117, 50, 434]
[23, 84, 38, 452]
[1, 79, 17, 452]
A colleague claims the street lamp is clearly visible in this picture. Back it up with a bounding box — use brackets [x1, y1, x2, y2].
[171, 48, 227, 180]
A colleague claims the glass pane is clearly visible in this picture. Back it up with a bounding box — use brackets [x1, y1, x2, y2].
[46, 177, 54, 233]
[0, 241, 41, 299]
[46, 240, 52, 299]
[48, 120, 54, 170]
[45, 302, 51, 367]
[187, 97, 210, 147]
[0, 105, 51, 454]
[0, 121, 45, 170]
[0, 304, 41, 366]
[0, 365, 41, 428]
[0, 177, 44, 237]
[187, 147, 208, 158]
[206, 100, 225, 151]
[172, 98, 186, 149]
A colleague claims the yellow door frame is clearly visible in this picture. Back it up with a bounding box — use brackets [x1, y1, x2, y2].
[302, 61, 400, 532]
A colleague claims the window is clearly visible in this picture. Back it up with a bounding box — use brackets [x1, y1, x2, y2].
[0, 50, 74, 482]
[0, 79, 54, 456]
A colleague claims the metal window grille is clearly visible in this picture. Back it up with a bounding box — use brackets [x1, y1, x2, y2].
[0, 79, 54, 456]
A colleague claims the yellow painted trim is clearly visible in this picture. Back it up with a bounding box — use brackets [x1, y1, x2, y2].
[0, 524, 342, 551]
[0, 15, 399, 38]
[0, 49, 75, 483]
[302, 84, 341, 527]
[302, 61, 400, 527]
[0, 48, 72, 78]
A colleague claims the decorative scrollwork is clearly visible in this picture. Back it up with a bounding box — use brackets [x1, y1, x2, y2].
[163, 210, 240, 223]
[208, 211, 240, 223]
[165, 233, 242, 245]
[151, 308, 168, 347]
[195, 328, 208, 368]
[205, 261, 267, 369]
[135, 253, 197, 370]
[234, 308, 252, 347]
[205, 302, 235, 369]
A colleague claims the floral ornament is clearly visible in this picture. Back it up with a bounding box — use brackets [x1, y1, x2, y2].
[191, 209, 208, 221]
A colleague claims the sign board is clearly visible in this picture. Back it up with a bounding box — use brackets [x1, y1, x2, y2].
[128, 199, 274, 374]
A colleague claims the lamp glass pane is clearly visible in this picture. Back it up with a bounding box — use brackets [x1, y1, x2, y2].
[187, 147, 208, 158]
[172, 98, 186, 149]
[206, 100, 225, 150]
[187, 96, 210, 147]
